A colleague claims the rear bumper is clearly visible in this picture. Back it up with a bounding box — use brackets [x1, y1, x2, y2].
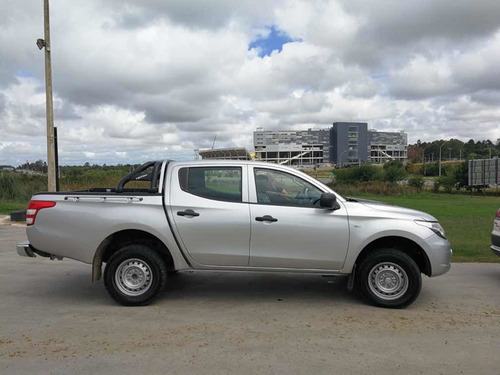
[17, 241, 36, 257]
[491, 245, 500, 257]
[16, 241, 63, 260]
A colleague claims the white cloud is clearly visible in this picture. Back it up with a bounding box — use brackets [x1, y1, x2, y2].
[0, 0, 500, 166]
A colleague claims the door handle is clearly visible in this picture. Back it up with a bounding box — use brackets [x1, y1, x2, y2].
[177, 209, 200, 217]
[255, 215, 278, 223]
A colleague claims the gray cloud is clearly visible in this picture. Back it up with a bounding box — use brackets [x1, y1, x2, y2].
[355, 0, 500, 44]
[102, 0, 276, 30]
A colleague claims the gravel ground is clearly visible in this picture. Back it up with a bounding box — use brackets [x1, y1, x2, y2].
[0, 222, 499, 374]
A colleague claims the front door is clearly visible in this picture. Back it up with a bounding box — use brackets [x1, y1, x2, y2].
[249, 167, 349, 270]
[170, 165, 250, 266]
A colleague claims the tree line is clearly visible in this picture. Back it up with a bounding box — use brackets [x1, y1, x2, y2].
[408, 138, 500, 163]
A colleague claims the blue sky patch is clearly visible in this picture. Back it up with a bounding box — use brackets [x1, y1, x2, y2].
[248, 26, 299, 57]
[16, 69, 34, 78]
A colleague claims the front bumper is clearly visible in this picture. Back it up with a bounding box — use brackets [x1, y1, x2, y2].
[425, 234, 452, 277]
[491, 232, 500, 256]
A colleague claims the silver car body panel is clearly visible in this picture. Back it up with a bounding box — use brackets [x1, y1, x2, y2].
[246, 164, 349, 269]
[23, 159, 451, 279]
[168, 164, 251, 266]
[27, 193, 189, 270]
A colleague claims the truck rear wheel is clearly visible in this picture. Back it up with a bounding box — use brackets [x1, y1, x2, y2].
[356, 248, 421, 309]
[104, 244, 167, 306]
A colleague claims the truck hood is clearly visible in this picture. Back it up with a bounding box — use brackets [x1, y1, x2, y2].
[347, 198, 438, 222]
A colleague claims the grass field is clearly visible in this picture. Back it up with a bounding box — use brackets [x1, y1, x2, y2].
[0, 200, 27, 215]
[348, 193, 500, 263]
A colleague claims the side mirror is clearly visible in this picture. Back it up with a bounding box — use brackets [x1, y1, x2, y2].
[320, 193, 340, 210]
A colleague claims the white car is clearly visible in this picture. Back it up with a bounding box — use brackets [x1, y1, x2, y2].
[491, 209, 500, 256]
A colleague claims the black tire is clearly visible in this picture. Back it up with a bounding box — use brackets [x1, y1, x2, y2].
[356, 248, 421, 309]
[104, 244, 167, 306]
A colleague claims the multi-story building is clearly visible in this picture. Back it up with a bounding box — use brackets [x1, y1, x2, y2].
[330, 122, 369, 164]
[253, 128, 330, 165]
[253, 123, 407, 165]
[368, 130, 408, 163]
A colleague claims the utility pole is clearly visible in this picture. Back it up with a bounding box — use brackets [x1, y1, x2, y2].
[39, 0, 57, 191]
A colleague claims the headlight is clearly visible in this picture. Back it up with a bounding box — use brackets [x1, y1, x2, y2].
[415, 220, 446, 239]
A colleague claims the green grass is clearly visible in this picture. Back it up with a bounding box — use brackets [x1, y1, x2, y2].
[0, 200, 27, 215]
[349, 193, 500, 263]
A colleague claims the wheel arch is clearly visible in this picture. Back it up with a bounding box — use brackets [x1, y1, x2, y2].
[92, 229, 175, 282]
[355, 236, 432, 276]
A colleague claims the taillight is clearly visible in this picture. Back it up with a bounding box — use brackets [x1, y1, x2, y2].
[26, 200, 56, 226]
[496, 209, 500, 218]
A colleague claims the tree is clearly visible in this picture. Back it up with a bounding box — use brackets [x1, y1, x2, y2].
[455, 161, 468, 189]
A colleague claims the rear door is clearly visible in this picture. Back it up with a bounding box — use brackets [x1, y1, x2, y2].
[170, 165, 250, 266]
[249, 166, 349, 270]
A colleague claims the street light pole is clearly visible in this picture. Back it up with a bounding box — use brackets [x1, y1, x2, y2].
[339, 147, 352, 167]
[439, 140, 448, 177]
[422, 147, 426, 175]
[42, 0, 56, 191]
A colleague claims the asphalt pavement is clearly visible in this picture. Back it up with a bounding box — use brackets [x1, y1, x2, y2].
[1, 223, 499, 374]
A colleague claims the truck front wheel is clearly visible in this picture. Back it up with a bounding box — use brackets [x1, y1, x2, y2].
[104, 244, 167, 306]
[356, 248, 422, 308]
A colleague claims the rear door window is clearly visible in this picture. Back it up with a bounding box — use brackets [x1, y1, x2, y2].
[179, 167, 242, 203]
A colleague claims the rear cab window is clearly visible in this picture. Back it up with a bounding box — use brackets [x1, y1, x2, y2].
[179, 167, 242, 203]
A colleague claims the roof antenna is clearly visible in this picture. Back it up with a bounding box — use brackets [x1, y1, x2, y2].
[212, 134, 218, 149]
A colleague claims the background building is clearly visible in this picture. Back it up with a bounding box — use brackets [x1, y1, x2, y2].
[198, 147, 253, 160]
[368, 130, 408, 163]
[254, 128, 330, 165]
[330, 122, 368, 165]
[254, 123, 407, 166]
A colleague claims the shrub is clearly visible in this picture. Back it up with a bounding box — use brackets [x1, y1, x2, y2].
[432, 180, 440, 193]
[0, 172, 47, 201]
[408, 176, 424, 190]
[333, 165, 383, 184]
[383, 161, 407, 183]
[439, 175, 456, 193]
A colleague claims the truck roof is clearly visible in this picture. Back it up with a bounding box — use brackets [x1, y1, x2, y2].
[166, 159, 293, 168]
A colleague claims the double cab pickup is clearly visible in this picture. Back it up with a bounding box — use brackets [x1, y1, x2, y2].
[17, 160, 452, 308]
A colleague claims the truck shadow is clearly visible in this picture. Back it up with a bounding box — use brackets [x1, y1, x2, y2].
[13, 265, 359, 306]
[161, 271, 358, 305]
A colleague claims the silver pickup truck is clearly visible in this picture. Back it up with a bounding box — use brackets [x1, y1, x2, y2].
[17, 160, 451, 308]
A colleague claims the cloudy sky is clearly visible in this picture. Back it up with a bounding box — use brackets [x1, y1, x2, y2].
[1, 0, 500, 166]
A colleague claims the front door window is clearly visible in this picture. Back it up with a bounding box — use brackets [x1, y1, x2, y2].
[254, 168, 322, 208]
